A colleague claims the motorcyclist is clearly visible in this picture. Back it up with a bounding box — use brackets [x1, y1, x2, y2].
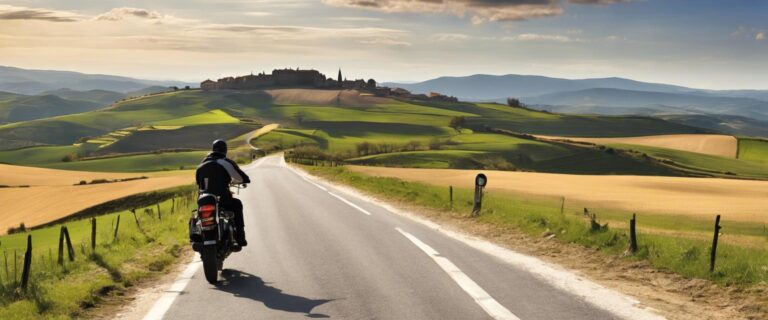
[195, 139, 250, 247]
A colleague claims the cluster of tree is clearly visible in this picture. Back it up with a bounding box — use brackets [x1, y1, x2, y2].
[7, 222, 26, 235]
[507, 97, 523, 108]
[355, 140, 424, 157]
[449, 116, 466, 131]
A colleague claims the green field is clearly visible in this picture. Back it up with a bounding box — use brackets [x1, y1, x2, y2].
[608, 143, 768, 179]
[738, 138, 768, 164]
[43, 151, 207, 172]
[151, 109, 240, 126]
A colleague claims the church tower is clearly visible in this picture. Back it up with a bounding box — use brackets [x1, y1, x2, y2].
[337, 69, 342, 85]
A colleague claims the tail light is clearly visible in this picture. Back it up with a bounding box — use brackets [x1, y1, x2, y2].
[199, 204, 216, 227]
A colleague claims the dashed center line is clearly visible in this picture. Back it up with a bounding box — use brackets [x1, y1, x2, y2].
[396, 228, 520, 320]
[329, 192, 373, 216]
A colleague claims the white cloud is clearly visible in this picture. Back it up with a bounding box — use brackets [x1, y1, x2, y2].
[324, 0, 628, 23]
[757, 32, 766, 41]
[245, 11, 275, 17]
[331, 16, 384, 22]
[94, 7, 196, 25]
[0, 4, 81, 22]
[503, 33, 578, 42]
[324, 0, 563, 23]
[431, 33, 471, 42]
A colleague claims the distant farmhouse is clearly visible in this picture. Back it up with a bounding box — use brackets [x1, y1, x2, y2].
[200, 67, 457, 102]
[201, 68, 374, 91]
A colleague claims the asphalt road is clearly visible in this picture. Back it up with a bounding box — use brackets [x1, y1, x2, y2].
[151, 155, 656, 320]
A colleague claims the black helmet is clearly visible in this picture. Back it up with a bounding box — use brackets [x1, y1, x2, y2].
[212, 139, 227, 155]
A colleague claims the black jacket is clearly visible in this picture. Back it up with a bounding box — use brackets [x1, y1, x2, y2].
[195, 152, 250, 199]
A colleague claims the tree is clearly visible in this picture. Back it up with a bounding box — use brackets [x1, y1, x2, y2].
[294, 111, 306, 125]
[449, 116, 466, 130]
[507, 97, 523, 108]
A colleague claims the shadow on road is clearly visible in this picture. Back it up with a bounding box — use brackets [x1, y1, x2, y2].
[216, 269, 333, 318]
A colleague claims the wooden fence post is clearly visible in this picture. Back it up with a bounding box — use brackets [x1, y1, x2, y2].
[627, 213, 638, 254]
[20, 235, 31, 290]
[560, 197, 565, 215]
[57, 226, 65, 265]
[63, 227, 75, 261]
[113, 215, 121, 243]
[91, 217, 96, 251]
[3, 251, 7, 281]
[710, 214, 722, 272]
[131, 209, 142, 232]
[449, 186, 453, 209]
[157, 203, 162, 220]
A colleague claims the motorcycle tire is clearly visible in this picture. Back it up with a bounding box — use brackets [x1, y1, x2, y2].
[201, 245, 218, 284]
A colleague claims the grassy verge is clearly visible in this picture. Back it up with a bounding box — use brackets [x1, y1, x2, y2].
[0, 185, 196, 319]
[304, 166, 768, 287]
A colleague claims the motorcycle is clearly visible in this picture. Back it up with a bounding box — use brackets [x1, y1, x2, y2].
[189, 183, 247, 284]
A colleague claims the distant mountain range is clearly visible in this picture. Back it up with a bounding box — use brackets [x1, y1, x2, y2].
[0, 66, 192, 95]
[384, 74, 768, 137]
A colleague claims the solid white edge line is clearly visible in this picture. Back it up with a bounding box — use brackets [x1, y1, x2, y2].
[303, 176, 328, 191]
[396, 228, 520, 320]
[142, 258, 202, 320]
[328, 192, 372, 216]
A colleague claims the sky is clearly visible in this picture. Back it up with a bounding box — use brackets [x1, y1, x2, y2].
[0, 0, 766, 90]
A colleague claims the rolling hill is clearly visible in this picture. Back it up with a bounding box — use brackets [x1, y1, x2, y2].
[0, 65, 191, 94]
[0, 88, 764, 179]
[384, 74, 768, 138]
[0, 94, 102, 123]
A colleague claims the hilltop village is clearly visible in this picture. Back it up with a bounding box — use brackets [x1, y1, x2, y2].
[200, 68, 458, 102]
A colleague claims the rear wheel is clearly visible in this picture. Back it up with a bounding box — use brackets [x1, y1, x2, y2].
[201, 246, 218, 284]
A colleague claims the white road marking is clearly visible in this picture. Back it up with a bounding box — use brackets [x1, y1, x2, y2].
[396, 228, 520, 320]
[328, 192, 372, 216]
[302, 176, 328, 191]
[142, 258, 202, 320]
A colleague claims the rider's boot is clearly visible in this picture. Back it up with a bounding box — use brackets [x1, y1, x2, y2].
[236, 230, 248, 247]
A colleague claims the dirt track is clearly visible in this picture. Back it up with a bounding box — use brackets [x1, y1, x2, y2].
[0, 165, 191, 234]
[536, 134, 738, 158]
[349, 166, 768, 223]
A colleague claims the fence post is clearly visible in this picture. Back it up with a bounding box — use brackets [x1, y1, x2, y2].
[20, 235, 31, 290]
[560, 197, 565, 215]
[710, 214, 722, 272]
[113, 215, 121, 243]
[131, 209, 142, 232]
[91, 217, 96, 252]
[63, 227, 75, 261]
[449, 186, 453, 209]
[157, 203, 161, 220]
[627, 213, 638, 254]
[58, 226, 65, 265]
[3, 251, 7, 282]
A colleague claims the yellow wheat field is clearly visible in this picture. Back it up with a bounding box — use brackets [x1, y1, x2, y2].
[536, 134, 738, 158]
[349, 166, 768, 223]
[0, 165, 192, 233]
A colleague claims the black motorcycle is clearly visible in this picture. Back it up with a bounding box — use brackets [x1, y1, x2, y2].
[189, 184, 246, 284]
